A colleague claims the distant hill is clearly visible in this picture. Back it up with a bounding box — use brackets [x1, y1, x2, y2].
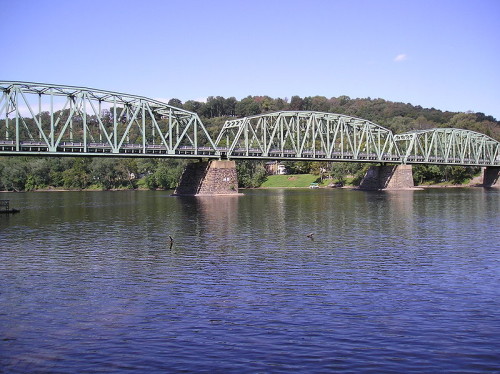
[172, 95, 499, 141]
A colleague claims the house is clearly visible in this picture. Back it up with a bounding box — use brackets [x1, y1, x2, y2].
[265, 161, 287, 175]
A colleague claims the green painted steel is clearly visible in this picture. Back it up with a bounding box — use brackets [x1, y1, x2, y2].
[394, 129, 500, 166]
[0, 81, 217, 157]
[215, 111, 400, 162]
[1, 81, 499, 167]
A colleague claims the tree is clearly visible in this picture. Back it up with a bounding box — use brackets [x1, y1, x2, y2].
[224, 97, 237, 116]
[0, 157, 27, 191]
[413, 165, 443, 185]
[236, 160, 267, 188]
[289, 96, 304, 111]
[62, 158, 91, 189]
[168, 98, 183, 109]
[310, 96, 330, 112]
[22, 158, 52, 190]
[445, 166, 479, 184]
[235, 96, 261, 117]
[144, 159, 188, 190]
[90, 158, 130, 190]
[183, 100, 204, 114]
[330, 162, 351, 184]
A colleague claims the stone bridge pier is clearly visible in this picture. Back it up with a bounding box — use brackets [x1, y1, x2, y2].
[174, 160, 239, 196]
[359, 165, 500, 190]
[482, 166, 500, 187]
[359, 165, 415, 190]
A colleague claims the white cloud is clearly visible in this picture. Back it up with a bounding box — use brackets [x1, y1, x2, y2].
[394, 54, 408, 62]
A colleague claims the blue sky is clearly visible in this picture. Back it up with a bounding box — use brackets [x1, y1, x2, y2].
[3, 0, 500, 119]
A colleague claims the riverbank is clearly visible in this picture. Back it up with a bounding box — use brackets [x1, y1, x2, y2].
[0, 173, 486, 193]
[260, 173, 483, 189]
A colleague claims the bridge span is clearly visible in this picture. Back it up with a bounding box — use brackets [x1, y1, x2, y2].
[1, 81, 499, 168]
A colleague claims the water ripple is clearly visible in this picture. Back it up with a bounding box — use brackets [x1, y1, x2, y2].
[1, 189, 499, 372]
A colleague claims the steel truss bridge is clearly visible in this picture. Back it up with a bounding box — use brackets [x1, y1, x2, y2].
[1, 81, 499, 167]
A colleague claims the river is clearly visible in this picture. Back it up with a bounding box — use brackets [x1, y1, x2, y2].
[1, 188, 499, 373]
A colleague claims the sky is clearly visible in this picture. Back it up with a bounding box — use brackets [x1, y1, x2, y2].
[2, 0, 500, 120]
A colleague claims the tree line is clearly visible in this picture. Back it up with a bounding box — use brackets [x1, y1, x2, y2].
[0, 157, 188, 192]
[177, 95, 499, 140]
[0, 156, 482, 192]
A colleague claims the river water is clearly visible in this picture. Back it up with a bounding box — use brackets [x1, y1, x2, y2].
[0, 188, 499, 373]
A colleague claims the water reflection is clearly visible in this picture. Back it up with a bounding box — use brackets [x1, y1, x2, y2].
[195, 195, 240, 237]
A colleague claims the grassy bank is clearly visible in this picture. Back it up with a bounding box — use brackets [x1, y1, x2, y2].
[259, 173, 480, 189]
[260, 174, 324, 188]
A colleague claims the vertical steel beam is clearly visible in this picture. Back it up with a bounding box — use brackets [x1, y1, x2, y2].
[113, 97, 117, 152]
[50, 89, 54, 149]
[142, 102, 146, 153]
[194, 115, 198, 154]
[83, 93, 87, 153]
[38, 93, 43, 140]
[169, 108, 173, 152]
[15, 88, 19, 151]
[69, 96, 74, 141]
[98, 100, 102, 142]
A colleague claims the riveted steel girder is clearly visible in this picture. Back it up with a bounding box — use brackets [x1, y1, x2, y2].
[215, 111, 401, 162]
[394, 128, 500, 166]
[0, 81, 218, 157]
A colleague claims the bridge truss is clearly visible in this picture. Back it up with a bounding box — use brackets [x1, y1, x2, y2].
[394, 129, 500, 166]
[215, 111, 400, 162]
[1, 81, 499, 167]
[0, 81, 217, 157]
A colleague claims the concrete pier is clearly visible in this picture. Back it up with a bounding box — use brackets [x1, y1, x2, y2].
[482, 166, 500, 187]
[359, 165, 415, 190]
[174, 160, 239, 196]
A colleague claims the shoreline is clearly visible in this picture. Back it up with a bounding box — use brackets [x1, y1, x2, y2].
[0, 182, 491, 193]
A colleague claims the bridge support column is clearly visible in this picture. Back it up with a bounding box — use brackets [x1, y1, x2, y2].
[359, 165, 415, 190]
[482, 166, 500, 187]
[174, 160, 239, 196]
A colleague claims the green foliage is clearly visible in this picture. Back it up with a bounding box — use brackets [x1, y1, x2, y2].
[168, 98, 183, 108]
[24, 175, 38, 191]
[170, 94, 499, 141]
[330, 163, 352, 184]
[62, 159, 91, 189]
[350, 164, 372, 186]
[152, 159, 187, 189]
[444, 166, 480, 184]
[0, 157, 28, 191]
[0, 156, 188, 191]
[90, 158, 131, 190]
[413, 165, 480, 185]
[143, 174, 158, 190]
[235, 96, 262, 117]
[282, 161, 312, 174]
[413, 165, 442, 184]
[136, 159, 188, 190]
[236, 161, 267, 188]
